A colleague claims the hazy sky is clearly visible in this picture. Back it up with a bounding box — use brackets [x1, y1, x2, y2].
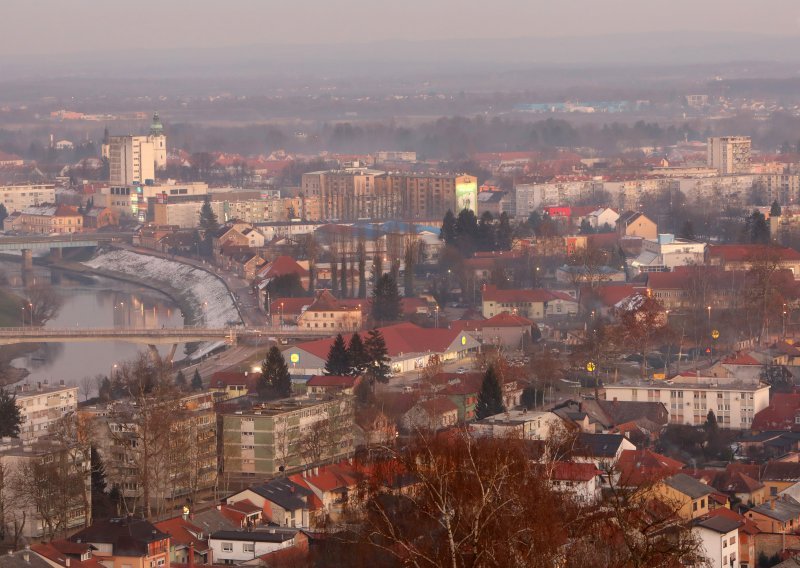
[4, 0, 800, 55]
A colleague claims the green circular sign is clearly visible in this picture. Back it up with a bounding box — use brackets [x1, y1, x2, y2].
[290, 353, 299, 363]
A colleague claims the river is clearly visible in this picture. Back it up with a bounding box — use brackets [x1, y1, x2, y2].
[0, 260, 188, 390]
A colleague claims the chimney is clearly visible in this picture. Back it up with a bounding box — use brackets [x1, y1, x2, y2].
[188, 544, 195, 568]
[216, 504, 222, 511]
[771, 499, 776, 510]
[66, 559, 71, 567]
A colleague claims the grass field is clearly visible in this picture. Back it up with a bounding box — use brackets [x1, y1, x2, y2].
[0, 287, 22, 327]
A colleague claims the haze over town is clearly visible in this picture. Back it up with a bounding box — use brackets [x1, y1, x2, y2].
[4, 2, 800, 567]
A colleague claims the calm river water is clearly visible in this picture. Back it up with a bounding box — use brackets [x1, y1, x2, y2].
[0, 260, 187, 391]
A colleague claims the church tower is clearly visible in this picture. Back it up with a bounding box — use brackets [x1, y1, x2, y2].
[148, 112, 167, 170]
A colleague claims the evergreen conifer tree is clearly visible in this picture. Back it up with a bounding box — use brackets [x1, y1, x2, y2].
[475, 365, 505, 419]
[191, 369, 203, 390]
[348, 332, 370, 376]
[324, 334, 352, 376]
[440, 210, 456, 244]
[175, 370, 187, 389]
[260, 346, 292, 398]
[364, 329, 391, 384]
[372, 274, 401, 323]
[0, 387, 22, 438]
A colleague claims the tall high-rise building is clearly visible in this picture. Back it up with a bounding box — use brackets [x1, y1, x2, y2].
[103, 113, 167, 185]
[707, 136, 751, 175]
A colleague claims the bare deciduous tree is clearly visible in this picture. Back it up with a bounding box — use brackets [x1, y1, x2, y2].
[25, 283, 63, 325]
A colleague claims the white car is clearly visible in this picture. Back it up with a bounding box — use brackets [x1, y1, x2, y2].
[457, 367, 467, 374]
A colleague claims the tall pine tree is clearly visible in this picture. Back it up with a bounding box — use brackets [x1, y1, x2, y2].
[364, 329, 391, 384]
[357, 242, 367, 299]
[372, 273, 401, 324]
[191, 369, 203, 391]
[440, 210, 456, 244]
[175, 370, 187, 390]
[324, 334, 352, 376]
[475, 365, 505, 419]
[0, 387, 22, 438]
[198, 195, 219, 257]
[348, 332, 370, 376]
[497, 212, 513, 250]
[259, 346, 293, 398]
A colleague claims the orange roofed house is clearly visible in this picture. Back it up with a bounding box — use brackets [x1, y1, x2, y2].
[709, 244, 800, 279]
[13, 204, 84, 234]
[481, 285, 577, 321]
[68, 517, 170, 568]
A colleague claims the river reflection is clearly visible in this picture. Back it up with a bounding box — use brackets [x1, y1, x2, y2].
[1, 261, 187, 389]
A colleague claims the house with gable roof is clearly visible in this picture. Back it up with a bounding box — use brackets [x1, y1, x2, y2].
[226, 478, 313, 528]
[450, 311, 537, 349]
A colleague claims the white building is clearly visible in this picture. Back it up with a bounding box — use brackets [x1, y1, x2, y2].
[97, 181, 209, 222]
[209, 529, 302, 562]
[13, 381, 78, 441]
[104, 113, 167, 186]
[629, 233, 707, 274]
[604, 376, 770, 429]
[694, 516, 740, 568]
[515, 181, 602, 218]
[586, 207, 619, 230]
[0, 183, 56, 213]
[708, 136, 751, 175]
[470, 410, 562, 440]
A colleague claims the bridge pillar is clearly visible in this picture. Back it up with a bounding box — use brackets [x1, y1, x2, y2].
[50, 247, 62, 261]
[21, 249, 33, 270]
[166, 344, 178, 365]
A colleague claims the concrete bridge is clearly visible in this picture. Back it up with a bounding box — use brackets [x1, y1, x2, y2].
[0, 325, 333, 362]
[0, 326, 333, 345]
[0, 233, 132, 268]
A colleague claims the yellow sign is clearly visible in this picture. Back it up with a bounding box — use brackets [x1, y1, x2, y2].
[290, 353, 299, 363]
[461, 336, 467, 346]
[711, 329, 720, 340]
[653, 373, 666, 380]
[182, 505, 190, 515]
[586, 362, 596, 372]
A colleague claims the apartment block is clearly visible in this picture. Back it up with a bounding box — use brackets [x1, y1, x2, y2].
[221, 396, 355, 481]
[708, 136, 752, 175]
[0, 183, 56, 213]
[13, 381, 78, 441]
[604, 376, 769, 429]
[301, 169, 477, 220]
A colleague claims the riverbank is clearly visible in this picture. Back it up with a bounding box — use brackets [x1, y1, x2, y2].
[83, 249, 241, 328]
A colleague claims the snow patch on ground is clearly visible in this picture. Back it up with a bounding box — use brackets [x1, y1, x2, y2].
[84, 250, 241, 328]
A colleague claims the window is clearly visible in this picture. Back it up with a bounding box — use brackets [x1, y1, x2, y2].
[692, 501, 697, 511]
[242, 543, 254, 553]
[221, 543, 233, 552]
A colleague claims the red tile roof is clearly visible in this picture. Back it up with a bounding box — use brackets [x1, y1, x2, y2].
[294, 323, 470, 360]
[581, 284, 635, 308]
[721, 352, 761, 366]
[482, 285, 559, 303]
[709, 244, 800, 262]
[154, 517, 209, 552]
[269, 296, 313, 317]
[258, 255, 309, 279]
[616, 449, 684, 486]
[550, 461, 602, 482]
[752, 393, 800, 431]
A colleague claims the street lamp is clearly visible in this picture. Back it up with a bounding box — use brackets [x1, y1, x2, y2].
[706, 305, 711, 326]
[280, 302, 284, 328]
[111, 363, 118, 380]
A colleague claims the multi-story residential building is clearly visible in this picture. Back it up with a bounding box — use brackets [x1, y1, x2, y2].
[301, 169, 477, 220]
[220, 396, 355, 481]
[0, 183, 56, 213]
[13, 381, 78, 441]
[708, 136, 752, 175]
[694, 515, 741, 568]
[604, 375, 770, 429]
[515, 181, 603, 218]
[97, 182, 209, 222]
[103, 114, 167, 186]
[93, 392, 217, 510]
[0, 437, 91, 539]
[8, 204, 84, 234]
[756, 170, 800, 204]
